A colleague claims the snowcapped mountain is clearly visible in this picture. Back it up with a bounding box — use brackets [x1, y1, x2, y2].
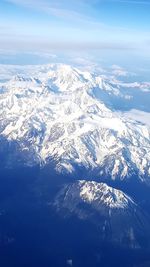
[54, 180, 150, 248]
[54, 180, 135, 211]
[0, 64, 150, 182]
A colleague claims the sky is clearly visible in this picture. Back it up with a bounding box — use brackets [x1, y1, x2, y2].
[0, 0, 150, 68]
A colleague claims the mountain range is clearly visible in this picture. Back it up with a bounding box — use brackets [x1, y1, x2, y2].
[0, 64, 150, 183]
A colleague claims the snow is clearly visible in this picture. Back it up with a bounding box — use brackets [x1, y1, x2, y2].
[78, 180, 134, 209]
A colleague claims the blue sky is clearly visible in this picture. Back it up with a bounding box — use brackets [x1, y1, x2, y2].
[0, 0, 150, 66]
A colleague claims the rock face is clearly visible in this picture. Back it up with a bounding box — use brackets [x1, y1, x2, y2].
[54, 180, 150, 249]
[0, 64, 150, 182]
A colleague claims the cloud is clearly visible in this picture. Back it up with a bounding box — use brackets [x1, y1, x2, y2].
[2, 0, 150, 56]
[113, 0, 150, 4]
[8, 0, 150, 5]
[111, 65, 129, 77]
[5, 0, 150, 31]
[5, 0, 95, 23]
[122, 109, 150, 127]
[0, 32, 135, 52]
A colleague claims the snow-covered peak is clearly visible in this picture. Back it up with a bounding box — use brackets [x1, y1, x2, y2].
[55, 180, 134, 210]
[78, 180, 134, 209]
[45, 64, 89, 92]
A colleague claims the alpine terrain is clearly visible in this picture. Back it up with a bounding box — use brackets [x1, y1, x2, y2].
[0, 64, 150, 267]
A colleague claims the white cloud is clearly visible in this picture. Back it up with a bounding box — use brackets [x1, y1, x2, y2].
[2, 0, 150, 56]
[122, 109, 150, 127]
[5, 0, 96, 24]
[114, 0, 150, 4]
[111, 65, 129, 77]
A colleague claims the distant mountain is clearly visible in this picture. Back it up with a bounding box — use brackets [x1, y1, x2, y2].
[0, 64, 150, 183]
[54, 180, 150, 249]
